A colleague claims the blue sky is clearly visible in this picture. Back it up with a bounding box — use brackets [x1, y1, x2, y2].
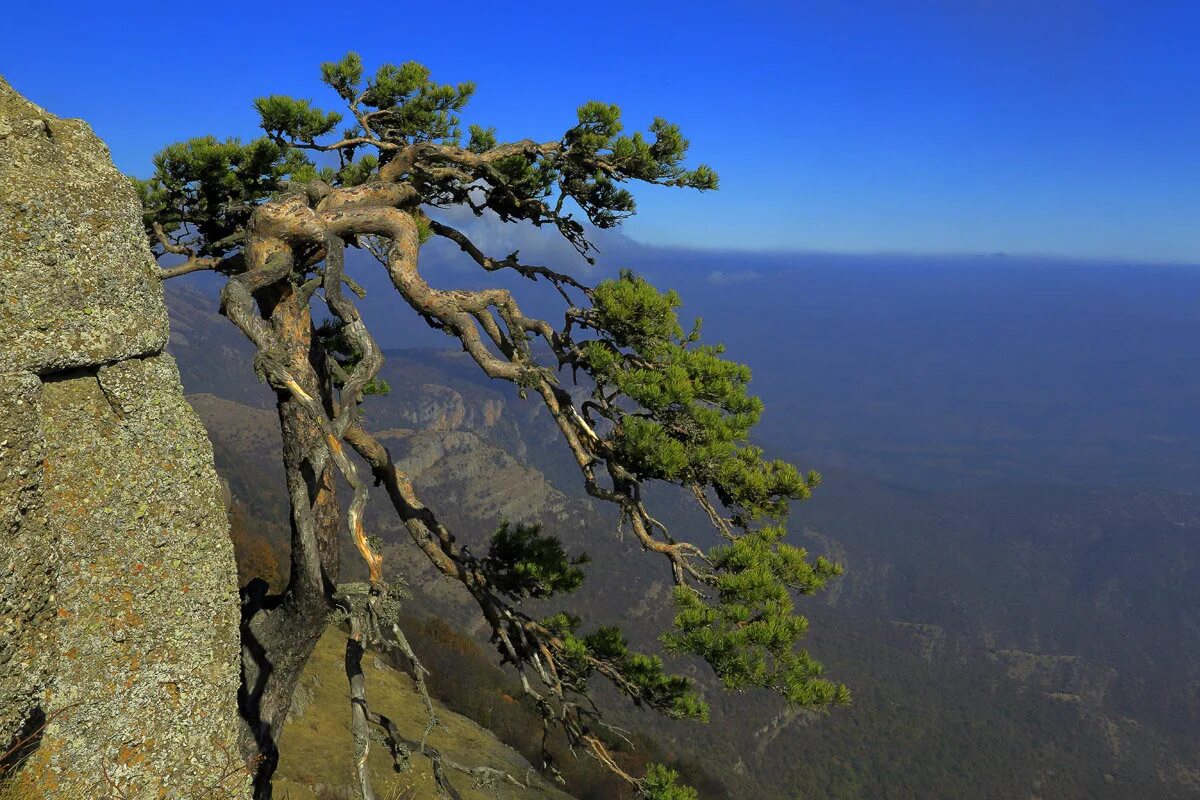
[4, 1, 1198, 261]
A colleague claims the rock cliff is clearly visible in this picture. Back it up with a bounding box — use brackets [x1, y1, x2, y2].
[0, 77, 249, 798]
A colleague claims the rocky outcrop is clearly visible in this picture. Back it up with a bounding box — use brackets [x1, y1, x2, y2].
[0, 77, 249, 797]
[378, 429, 574, 525]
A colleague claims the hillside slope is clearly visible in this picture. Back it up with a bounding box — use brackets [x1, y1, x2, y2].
[274, 627, 575, 800]
[166, 282, 1200, 799]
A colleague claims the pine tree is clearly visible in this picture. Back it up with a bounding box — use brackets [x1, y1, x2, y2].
[136, 52, 847, 798]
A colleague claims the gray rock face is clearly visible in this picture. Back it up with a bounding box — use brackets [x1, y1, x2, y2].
[0, 80, 169, 374]
[0, 77, 249, 798]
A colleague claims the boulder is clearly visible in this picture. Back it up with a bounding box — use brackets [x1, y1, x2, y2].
[0, 76, 249, 799]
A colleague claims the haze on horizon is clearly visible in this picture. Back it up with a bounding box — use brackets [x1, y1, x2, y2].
[4, 0, 1198, 264]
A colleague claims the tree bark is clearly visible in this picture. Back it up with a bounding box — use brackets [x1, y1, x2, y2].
[345, 615, 375, 800]
[236, 279, 342, 798]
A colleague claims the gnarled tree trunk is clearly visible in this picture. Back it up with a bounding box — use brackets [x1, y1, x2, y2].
[234, 275, 342, 796]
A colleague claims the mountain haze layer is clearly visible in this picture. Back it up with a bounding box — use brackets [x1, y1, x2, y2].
[166, 242, 1200, 798]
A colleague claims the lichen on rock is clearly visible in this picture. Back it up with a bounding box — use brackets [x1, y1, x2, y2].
[0, 76, 249, 798]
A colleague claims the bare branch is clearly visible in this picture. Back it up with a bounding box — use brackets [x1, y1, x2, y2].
[158, 256, 220, 279]
[427, 218, 589, 303]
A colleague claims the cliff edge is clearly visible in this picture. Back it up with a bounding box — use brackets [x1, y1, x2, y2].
[0, 77, 249, 798]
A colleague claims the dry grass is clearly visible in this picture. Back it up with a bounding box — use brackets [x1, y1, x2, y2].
[272, 626, 572, 800]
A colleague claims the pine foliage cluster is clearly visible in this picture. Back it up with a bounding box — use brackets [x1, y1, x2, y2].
[575, 270, 848, 709]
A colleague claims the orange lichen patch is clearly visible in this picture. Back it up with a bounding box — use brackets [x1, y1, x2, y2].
[6, 737, 67, 796]
[56, 607, 70, 618]
[65, 647, 79, 660]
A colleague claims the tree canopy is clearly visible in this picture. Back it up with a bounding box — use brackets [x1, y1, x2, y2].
[135, 52, 847, 799]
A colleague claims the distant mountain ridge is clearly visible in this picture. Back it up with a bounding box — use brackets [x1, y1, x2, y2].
[165, 265, 1200, 798]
